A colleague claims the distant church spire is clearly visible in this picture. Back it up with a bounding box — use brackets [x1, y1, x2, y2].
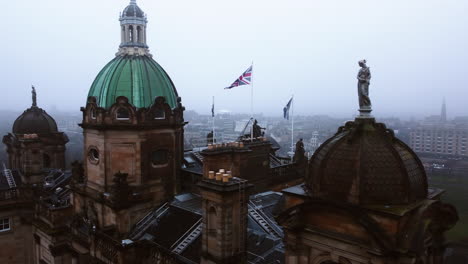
[440, 98, 447, 123]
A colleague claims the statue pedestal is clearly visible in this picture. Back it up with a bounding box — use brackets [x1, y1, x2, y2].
[358, 107, 372, 118]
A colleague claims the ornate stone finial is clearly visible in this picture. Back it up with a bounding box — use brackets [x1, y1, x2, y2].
[357, 60, 372, 116]
[130, 0, 136, 4]
[31, 85, 37, 107]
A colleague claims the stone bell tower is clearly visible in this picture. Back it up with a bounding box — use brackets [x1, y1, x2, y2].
[72, 0, 185, 237]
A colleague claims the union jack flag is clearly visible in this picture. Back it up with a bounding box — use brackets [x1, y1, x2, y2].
[225, 65, 252, 89]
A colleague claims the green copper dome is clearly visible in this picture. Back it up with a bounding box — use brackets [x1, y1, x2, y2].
[88, 55, 178, 109]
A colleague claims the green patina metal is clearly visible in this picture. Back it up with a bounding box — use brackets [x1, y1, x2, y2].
[88, 55, 178, 109]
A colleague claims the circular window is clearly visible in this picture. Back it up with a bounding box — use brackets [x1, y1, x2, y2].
[88, 148, 100, 164]
[151, 150, 168, 166]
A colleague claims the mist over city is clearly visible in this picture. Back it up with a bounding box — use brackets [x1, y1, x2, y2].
[2, 0, 468, 117]
[0, 1, 467, 264]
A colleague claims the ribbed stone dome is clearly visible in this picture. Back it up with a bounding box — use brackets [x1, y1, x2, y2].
[307, 117, 428, 205]
[122, 1, 144, 18]
[13, 107, 58, 134]
[88, 55, 178, 109]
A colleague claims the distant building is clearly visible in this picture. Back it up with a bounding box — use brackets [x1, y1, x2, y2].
[410, 125, 468, 156]
[410, 101, 468, 156]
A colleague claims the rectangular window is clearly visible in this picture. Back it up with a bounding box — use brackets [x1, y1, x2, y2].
[0, 218, 11, 232]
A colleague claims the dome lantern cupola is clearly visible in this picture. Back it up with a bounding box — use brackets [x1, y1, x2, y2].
[118, 0, 149, 56]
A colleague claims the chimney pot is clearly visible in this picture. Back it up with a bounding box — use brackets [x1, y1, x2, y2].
[222, 174, 230, 183]
[208, 171, 215, 179]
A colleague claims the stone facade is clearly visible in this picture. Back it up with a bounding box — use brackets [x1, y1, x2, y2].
[3, 133, 68, 184]
[0, 188, 34, 264]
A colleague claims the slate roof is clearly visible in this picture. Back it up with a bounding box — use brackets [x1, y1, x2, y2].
[128, 191, 285, 264]
[182, 151, 204, 175]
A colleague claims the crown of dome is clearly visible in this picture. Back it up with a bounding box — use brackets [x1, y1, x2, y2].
[13, 107, 58, 134]
[122, 0, 145, 18]
[88, 55, 178, 109]
[307, 117, 428, 206]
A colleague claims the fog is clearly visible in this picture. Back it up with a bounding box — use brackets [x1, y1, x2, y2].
[2, 0, 468, 118]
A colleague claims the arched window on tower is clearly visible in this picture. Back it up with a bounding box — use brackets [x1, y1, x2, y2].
[129, 26, 134, 42]
[137, 26, 142, 43]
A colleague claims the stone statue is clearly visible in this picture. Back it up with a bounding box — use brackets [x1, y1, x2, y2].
[207, 130, 215, 145]
[357, 60, 371, 111]
[32, 85, 37, 107]
[293, 138, 306, 163]
[252, 119, 265, 138]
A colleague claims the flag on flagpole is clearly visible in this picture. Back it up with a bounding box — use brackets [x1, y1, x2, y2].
[211, 97, 215, 117]
[225, 65, 253, 89]
[283, 97, 293, 120]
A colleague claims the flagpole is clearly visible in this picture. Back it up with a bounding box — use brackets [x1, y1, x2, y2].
[212, 96, 216, 145]
[291, 94, 294, 160]
[250, 61, 254, 141]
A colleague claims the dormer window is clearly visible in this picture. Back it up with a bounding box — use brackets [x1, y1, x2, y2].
[117, 108, 130, 120]
[91, 109, 97, 119]
[154, 109, 165, 119]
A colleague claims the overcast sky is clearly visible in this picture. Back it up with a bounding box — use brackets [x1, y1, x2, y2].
[2, 0, 468, 118]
